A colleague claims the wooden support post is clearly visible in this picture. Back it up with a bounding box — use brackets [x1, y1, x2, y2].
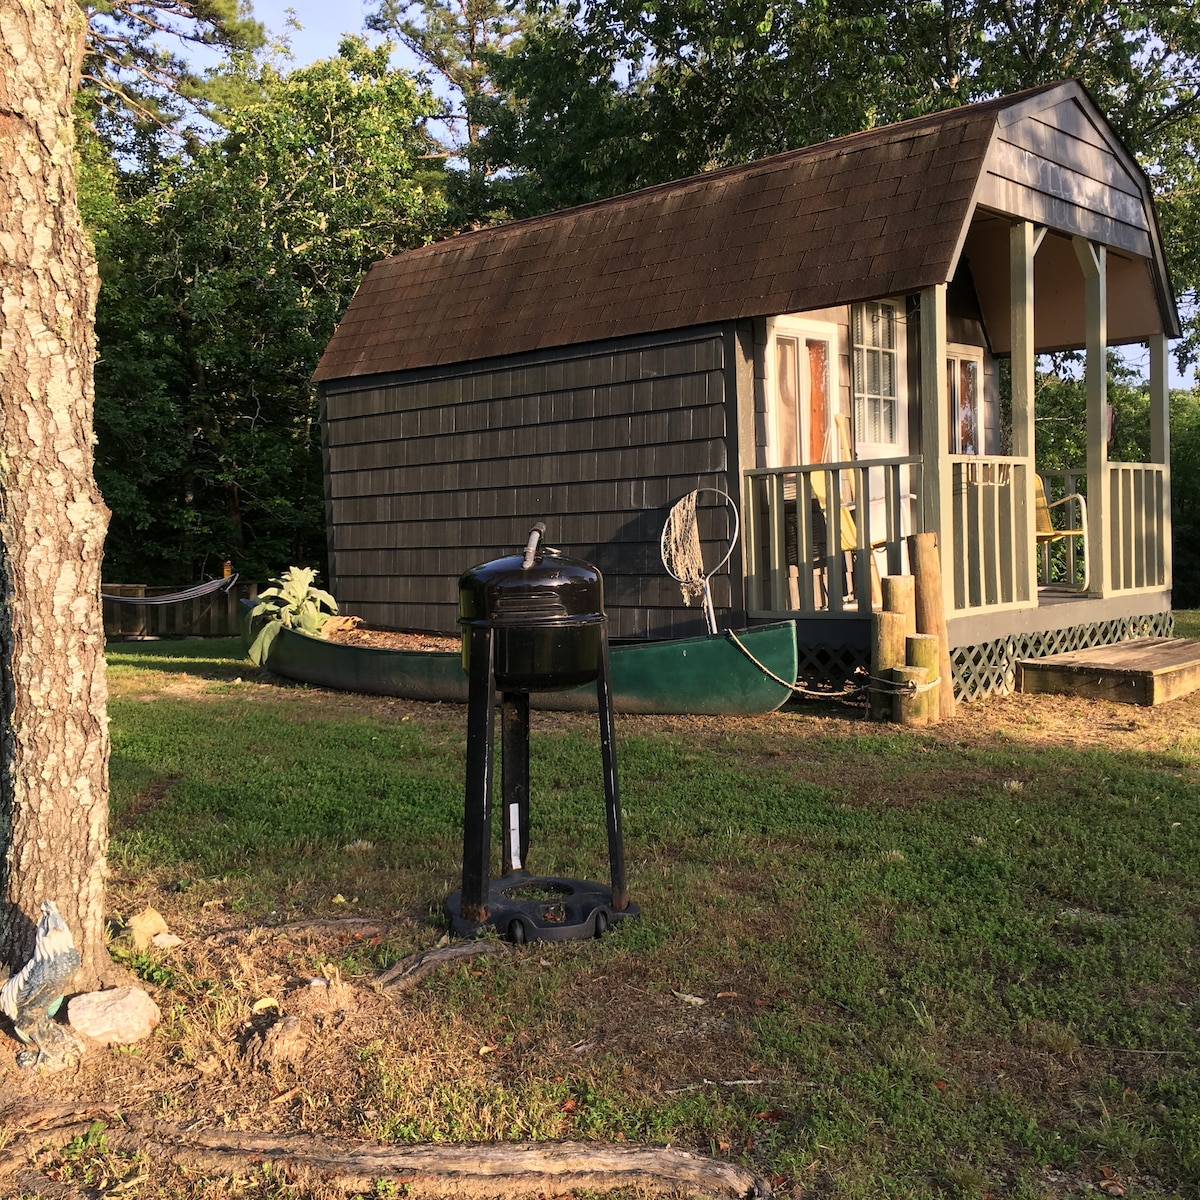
[1010, 221, 1043, 604]
[881, 575, 916, 640]
[892, 666, 930, 726]
[870, 610, 907, 722]
[1150, 332, 1173, 589]
[919, 285, 954, 619]
[908, 531, 957, 718]
[1073, 236, 1110, 597]
[906, 633, 941, 726]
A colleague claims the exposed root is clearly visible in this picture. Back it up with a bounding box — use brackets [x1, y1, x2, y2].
[0, 1099, 772, 1198]
[375, 939, 510, 992]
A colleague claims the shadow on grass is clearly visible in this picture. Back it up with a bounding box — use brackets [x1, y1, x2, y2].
[105, 636, 251, 681]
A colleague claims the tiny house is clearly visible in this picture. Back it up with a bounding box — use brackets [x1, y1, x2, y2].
[314, 81, 1178, 698]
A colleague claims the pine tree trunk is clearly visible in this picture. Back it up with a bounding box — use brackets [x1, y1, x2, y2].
[0, 0, 112, 987]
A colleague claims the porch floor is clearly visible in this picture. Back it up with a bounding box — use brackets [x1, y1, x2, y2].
[1016, 638, 1200, 706]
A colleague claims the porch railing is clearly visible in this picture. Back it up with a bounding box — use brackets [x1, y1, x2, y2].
[743, 457, 921, 616]
[949, 456, 1034, 612]
[1107, 462, 1169, 592]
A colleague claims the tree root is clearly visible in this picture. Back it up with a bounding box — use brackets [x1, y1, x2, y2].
[0, 1100, 771, 1198]
[375, 938, 510, 992]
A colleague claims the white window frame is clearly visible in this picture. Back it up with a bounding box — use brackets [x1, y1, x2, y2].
[851, 299, 907, 456]
[768, 316, 839, 468]
[947, 342, 985, 455]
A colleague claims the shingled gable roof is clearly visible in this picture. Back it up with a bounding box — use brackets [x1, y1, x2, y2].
[313, 81, 1126, 382]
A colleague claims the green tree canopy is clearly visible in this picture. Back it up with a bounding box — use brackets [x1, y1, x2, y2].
[93, 38, 449, 583]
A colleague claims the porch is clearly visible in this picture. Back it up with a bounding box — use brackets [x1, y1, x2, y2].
[741, 251, 1175, 699]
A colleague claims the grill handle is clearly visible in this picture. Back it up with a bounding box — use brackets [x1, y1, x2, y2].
[521, 523, 547, 570]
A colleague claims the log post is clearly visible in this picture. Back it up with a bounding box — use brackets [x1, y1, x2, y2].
[892, 666, 930, 726]
[881, 575, 916, 640]
[908, 532, 957, 718]
[906, 633, 941, 726]
[870, 610, 907, 722]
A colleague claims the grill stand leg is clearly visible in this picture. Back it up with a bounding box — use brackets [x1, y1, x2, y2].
[597, 626, 628, 911]
[460, 625, 495, 923]
[500, 691, 530, 875]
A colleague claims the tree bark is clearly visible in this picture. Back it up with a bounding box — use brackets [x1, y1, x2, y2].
[0, 0, 112, 986]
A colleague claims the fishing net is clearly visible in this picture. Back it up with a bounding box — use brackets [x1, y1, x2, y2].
[661, 492, 708, 607]
[660, 489, 740, 634]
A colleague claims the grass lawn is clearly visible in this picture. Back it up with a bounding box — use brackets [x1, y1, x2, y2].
[37, 628, 1200, 1199]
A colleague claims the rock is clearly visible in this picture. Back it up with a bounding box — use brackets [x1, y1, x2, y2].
[128, 907, 169, 951]
[151, 932, 183, 950]
[68, 986, 161, 1046]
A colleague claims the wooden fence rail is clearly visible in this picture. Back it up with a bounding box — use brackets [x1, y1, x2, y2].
[103, 582, 258, 639]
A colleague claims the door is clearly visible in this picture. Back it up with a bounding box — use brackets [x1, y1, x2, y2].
[772, 318, 837, 468]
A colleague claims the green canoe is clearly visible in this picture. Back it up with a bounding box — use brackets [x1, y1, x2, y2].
[249, 618, 798, 716]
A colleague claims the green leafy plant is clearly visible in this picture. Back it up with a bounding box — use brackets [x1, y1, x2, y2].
[248, 566, 338, 665]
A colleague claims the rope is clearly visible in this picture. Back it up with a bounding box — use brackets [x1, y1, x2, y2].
[101, 574, 239, 607]
[725, 631, 939, 702]
[864, 673, 942, 697]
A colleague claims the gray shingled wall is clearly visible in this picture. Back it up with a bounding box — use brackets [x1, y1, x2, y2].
[322, 326, 741, 639]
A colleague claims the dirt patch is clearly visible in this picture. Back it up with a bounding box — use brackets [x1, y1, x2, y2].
[325, 625, 460, 653]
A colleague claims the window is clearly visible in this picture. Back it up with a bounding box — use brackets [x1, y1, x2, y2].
[771, 319, 836, 466]
[852, 301, 899, 445]
[947, 345, 984, 454]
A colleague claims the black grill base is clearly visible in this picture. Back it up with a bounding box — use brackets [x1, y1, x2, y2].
[445, 871, 640, 943]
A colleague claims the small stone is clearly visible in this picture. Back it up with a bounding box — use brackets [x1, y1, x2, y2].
[68, 986, 161, 1046]
[127, 907, 169, 951]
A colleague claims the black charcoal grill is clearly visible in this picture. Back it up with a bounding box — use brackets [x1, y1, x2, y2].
[446, 524, 638, 943]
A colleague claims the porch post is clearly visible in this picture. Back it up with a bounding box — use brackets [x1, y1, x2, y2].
[1010, 221, 1042, 603]
[1072, 237, 1109, 597]
[919, 284, 954, 615]
[1150, 332, 1173, 588]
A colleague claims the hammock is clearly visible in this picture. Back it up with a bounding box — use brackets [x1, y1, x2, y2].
[101, 574, 239, 606]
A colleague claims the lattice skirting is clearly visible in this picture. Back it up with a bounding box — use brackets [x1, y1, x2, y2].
[952, 611, 1176, 700]
[796, 640, 870, 689]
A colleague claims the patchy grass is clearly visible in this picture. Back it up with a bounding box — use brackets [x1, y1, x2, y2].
[1173, 609, 1200, 640]
[33, 632, 1200, 1198]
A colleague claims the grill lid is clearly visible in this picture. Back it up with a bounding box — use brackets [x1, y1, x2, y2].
[458, 526, 604, 630]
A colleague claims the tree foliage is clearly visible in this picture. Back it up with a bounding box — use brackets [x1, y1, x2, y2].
[80, 0, 266, 152]
[92, 39, 449, 583]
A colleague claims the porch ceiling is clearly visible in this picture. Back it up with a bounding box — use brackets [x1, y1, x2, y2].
[963, 215, 1167, 354]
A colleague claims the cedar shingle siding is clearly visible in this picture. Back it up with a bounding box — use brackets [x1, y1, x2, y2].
[323, 328, 740, 637]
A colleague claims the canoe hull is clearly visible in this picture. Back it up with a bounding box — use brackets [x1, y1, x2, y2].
[252, 620, 797, 716]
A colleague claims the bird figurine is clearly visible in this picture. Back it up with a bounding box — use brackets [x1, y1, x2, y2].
[0, 900, 83, 1070]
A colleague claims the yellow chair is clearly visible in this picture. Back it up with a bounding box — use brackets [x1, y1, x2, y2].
[1035, 474, 1088, 591]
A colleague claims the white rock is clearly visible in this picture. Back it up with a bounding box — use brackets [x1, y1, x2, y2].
[151, 932, 183, 950]
[68, 986, 161, 1046]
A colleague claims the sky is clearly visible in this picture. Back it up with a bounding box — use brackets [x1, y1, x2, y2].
[253, 1, 380, 66]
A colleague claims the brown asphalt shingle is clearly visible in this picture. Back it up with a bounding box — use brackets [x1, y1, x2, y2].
[313, 89, 1055, 382]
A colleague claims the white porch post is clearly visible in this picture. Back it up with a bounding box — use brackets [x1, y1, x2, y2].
[919, 284, 954, 614]
[1073, 237, 1109, 597]
[1150, 331, 1173, 588]
[1010, 221, 1042, 604]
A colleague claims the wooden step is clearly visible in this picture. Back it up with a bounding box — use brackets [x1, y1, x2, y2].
[1017, 637, 1200, 706]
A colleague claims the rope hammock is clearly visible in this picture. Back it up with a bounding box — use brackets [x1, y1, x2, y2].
[660, 490, 739, 635]
[101, 574, 239, 607]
